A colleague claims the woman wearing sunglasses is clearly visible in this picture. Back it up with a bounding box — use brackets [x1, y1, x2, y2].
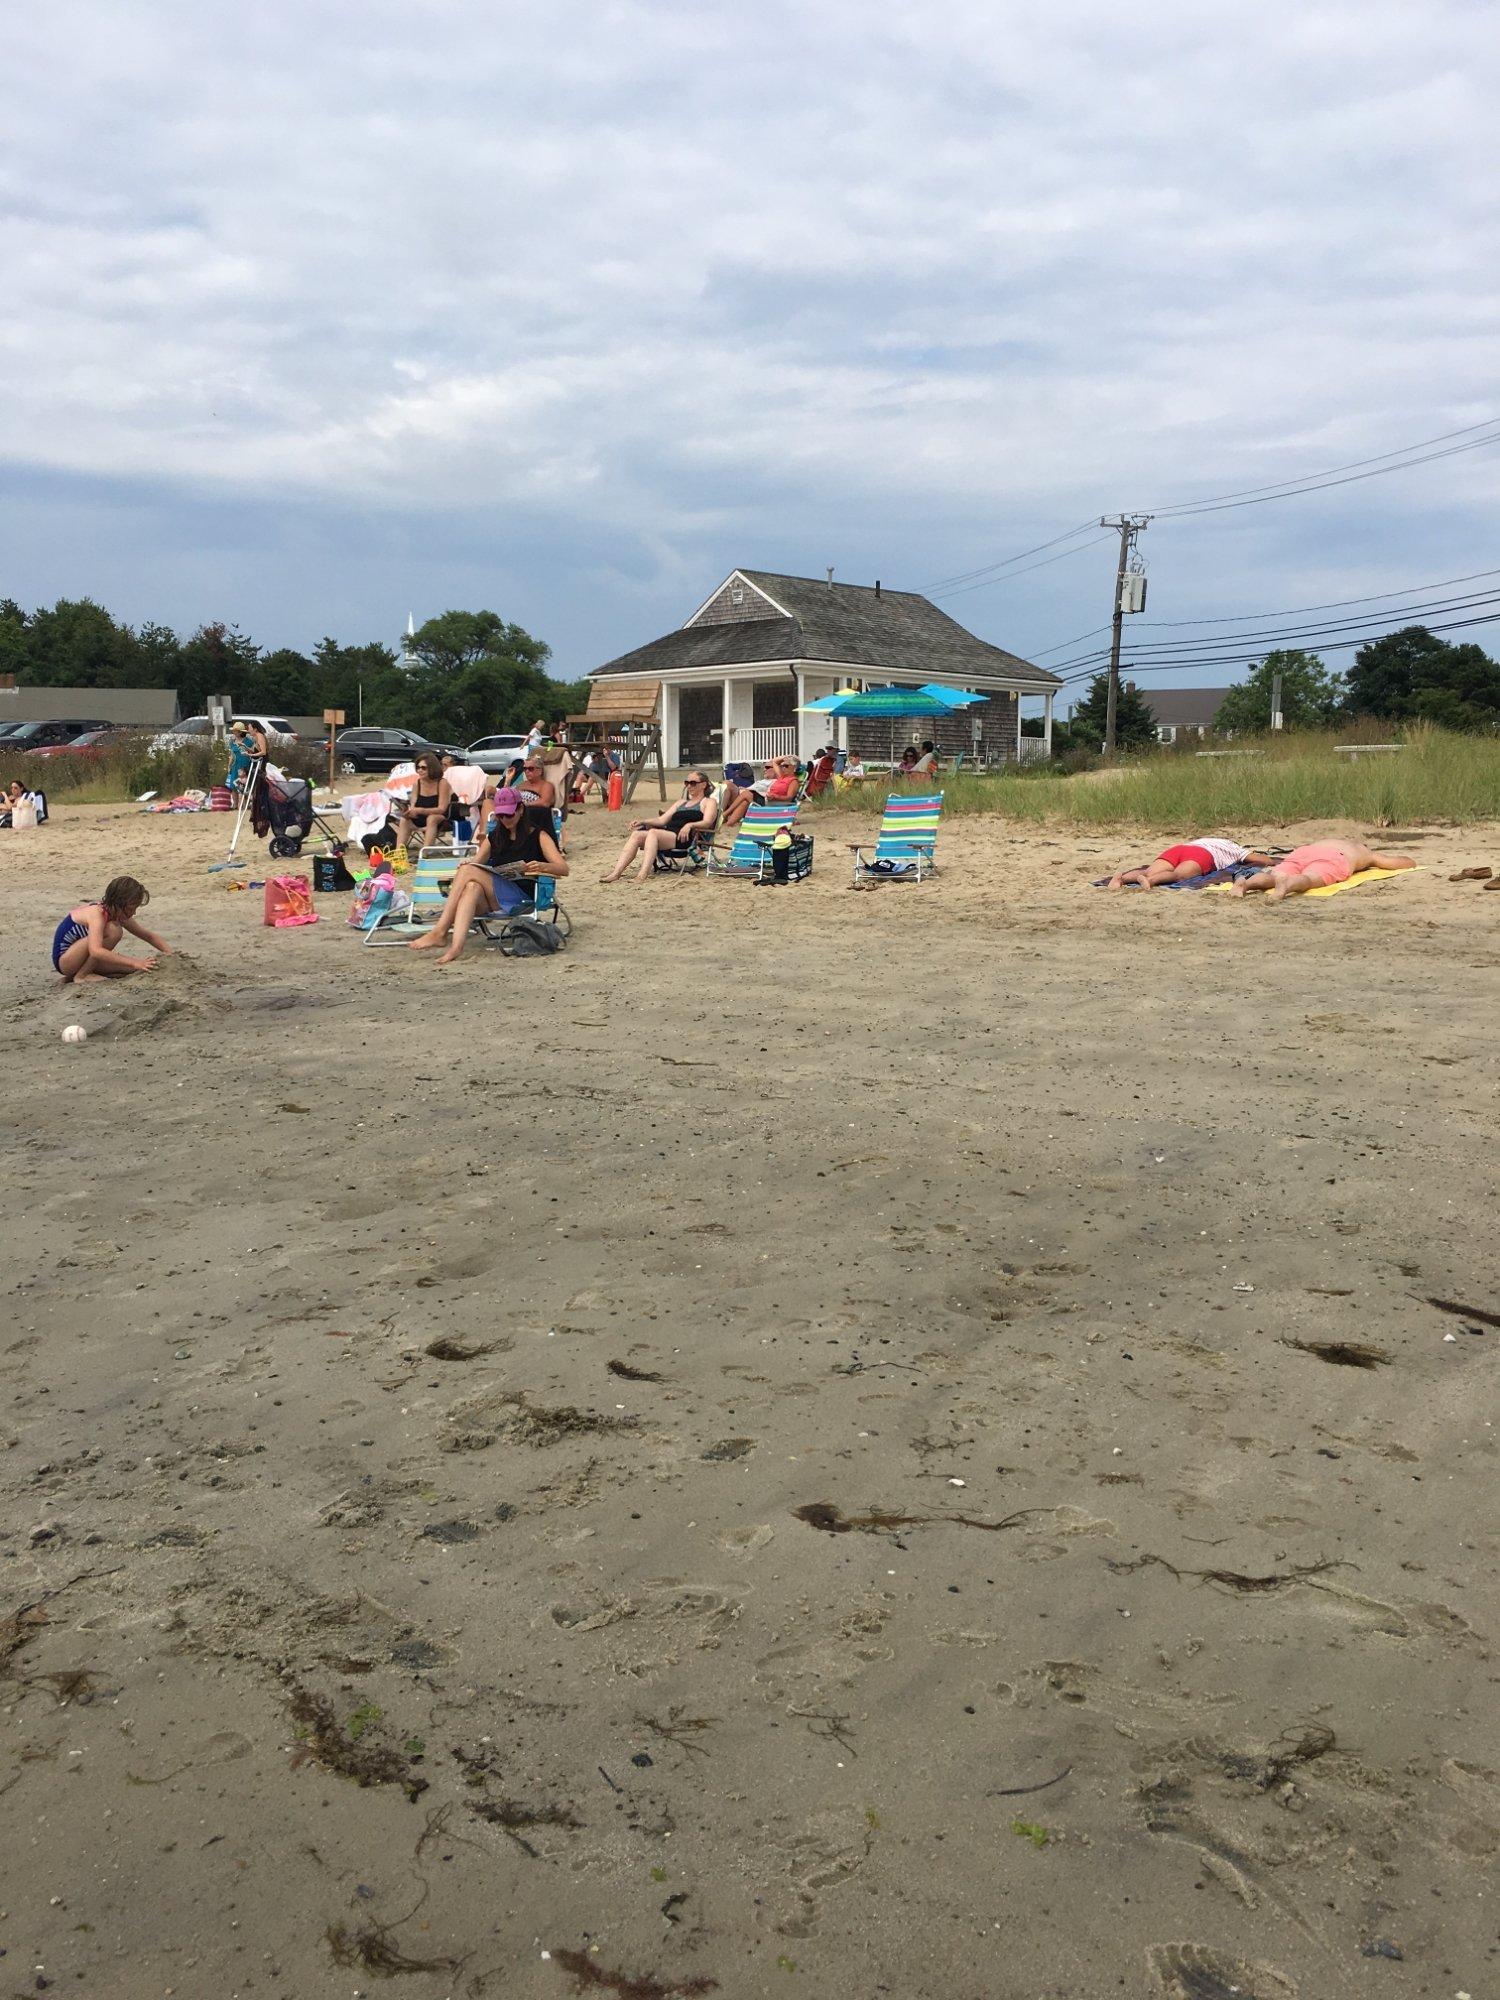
[599, 773, 719, 883]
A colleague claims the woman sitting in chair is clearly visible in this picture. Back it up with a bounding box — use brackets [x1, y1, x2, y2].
[409, 788, 568, 965]
[599, 773, 719, 883]
[397, 752, 449, 851]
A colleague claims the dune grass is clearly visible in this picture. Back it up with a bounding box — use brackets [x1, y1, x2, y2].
[806, 726, 1500, 829]
[0, 736, 325, 805]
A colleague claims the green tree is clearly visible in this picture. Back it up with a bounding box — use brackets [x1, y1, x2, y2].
[175, 622, 261, 711]
[310, 638, 405, 728]
[22, 598, 147, 688]
[405, 609, 561, 740]
[1069, 672, 1157, 752]
[0, 599, 27, 682]
[1214, 649, 1343, 734]
[250, 647, 315, 716]
[1345, 625, 1500, 731]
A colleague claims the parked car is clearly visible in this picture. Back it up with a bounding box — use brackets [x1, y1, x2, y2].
[1, 719, 114, 751]
[463, 732, 529, 775]
[149, 712, 300, 754]
[333, 726, 467, 773]
[25, 728, 130, 760]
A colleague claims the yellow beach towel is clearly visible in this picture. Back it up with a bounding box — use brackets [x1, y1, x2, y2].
[1305, 865, 1422, 899]
[1203, 866, 1421, 899]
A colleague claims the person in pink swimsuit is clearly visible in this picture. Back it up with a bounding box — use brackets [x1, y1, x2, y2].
[1230, 838, 1415, 903]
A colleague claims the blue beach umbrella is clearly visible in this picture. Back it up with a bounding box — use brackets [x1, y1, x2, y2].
[799, 682, 984, 763]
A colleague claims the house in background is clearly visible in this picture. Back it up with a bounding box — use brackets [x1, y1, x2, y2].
[1138, 686, 1231, 744]
[588, 570, 1062, 767]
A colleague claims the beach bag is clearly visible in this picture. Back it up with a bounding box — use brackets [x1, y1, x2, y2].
[347, 873, 407, 931]
[11, 797, 38, 830]
[496, 914, 566, 956]
[209, 785, 234, 811]
[264, 874, 318, 927]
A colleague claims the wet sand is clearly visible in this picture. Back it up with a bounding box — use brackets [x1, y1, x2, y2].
[2, 799, 1498, 2000]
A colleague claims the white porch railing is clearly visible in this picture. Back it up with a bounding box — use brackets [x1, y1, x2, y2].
[728, 725, 797, 762]
[1017, 737, 1050, 763]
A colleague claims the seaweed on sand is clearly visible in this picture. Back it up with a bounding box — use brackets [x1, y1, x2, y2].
[1105, 1553, 1347, 1594]
[326, 1922, 462, 1976]
[793, 1502, 1038, 1536]
[552, 1951, 717, 1998]
[285, 1682, 428, 1801]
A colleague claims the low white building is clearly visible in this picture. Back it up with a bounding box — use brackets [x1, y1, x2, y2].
[588, 569, 1062, 768]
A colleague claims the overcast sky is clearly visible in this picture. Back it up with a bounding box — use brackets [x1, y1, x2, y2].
[4, 0, 1498, 695]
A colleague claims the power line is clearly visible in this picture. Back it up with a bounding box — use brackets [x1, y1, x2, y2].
[1055, 605, 1500, 686]
[1046, 583, 1500, 673]
[1113, 562, 1500, 630]
[934, 414, 1500, 605]
[934, 534, 1114, 600]
[1139, 414, 1500, 518]
[925, 520, 1099, 595]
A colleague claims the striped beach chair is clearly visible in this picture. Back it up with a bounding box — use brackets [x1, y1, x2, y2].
[705, 800, 798, 880]
[362, 842, 476, 944]
[850, 794, 943, 885]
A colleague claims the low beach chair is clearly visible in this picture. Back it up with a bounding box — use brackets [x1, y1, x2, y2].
[705, 800, 798, 880]
[362, 842, 476, 945]
[850, 794, 943, 885]
[475, 871, 571, 945]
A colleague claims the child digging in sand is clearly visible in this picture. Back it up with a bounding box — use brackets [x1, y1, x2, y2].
[1230, 839, 1416, 903]
[52, 877, 174, 982]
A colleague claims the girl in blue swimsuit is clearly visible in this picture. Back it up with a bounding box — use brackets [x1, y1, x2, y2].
[52, 877, 173, 982]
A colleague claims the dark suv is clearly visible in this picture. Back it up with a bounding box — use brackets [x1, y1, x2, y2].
[334, 726, 466, 772]
[1, 719, 113, 750]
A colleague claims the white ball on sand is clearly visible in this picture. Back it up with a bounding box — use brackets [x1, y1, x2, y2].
[61, 1024, 87, 1046]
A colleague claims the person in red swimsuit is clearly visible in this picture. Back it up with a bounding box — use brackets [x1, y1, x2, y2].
[1107, 837, 1253, 889]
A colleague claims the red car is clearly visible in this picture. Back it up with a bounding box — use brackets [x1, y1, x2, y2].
[25, 728, 121, 760]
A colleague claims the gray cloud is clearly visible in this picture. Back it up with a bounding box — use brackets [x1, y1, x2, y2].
[3, 0, 1497, 665]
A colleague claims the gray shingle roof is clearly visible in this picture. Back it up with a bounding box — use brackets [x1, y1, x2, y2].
[591, 571, 1060, 690]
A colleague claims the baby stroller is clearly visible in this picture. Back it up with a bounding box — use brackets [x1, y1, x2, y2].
[249, 764, 343, 859]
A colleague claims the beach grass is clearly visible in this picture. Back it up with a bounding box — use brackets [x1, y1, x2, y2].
[0, 736, 326, 804]
[808, 725, 1500, 828]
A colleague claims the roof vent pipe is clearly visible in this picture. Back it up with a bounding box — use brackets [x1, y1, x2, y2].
[874, 579, 881, 598]
[826, 567, 834, 588]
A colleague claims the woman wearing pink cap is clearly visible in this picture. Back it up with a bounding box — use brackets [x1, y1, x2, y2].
[409, 787, 567, 963]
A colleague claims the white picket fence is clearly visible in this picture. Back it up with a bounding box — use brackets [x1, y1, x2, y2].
[727, 726, 798, 763]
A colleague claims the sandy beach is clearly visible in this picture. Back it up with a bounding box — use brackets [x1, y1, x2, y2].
[2, 796, 1498, 2000]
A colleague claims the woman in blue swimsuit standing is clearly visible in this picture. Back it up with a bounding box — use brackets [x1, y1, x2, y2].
[52, 877, 174, 982]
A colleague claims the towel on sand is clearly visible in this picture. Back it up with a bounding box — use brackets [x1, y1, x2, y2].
[1201, 866, 1421, 898]
[1091, 862, 1264, 890]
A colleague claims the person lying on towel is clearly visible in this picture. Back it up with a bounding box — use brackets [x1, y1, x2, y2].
[1229, 839, 1415, 903]
[408, 787, 567, 964]
[1108, 838, 1262, 889]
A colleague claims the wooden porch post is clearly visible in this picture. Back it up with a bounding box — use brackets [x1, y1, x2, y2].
[1043, 690, 1054, 760]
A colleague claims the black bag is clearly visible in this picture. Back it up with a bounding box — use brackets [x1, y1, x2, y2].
[313, 852, 356, 893]
[497, 915, 566, 957]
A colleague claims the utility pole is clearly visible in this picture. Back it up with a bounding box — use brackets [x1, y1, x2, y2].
[1100, 515, 1150, 755]
[1270, 669, 1284, 731]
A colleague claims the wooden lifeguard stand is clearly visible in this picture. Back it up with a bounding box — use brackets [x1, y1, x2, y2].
[563, 678, 667, 804]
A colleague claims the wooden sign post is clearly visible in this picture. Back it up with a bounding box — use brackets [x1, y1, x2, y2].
[324, 709, 346, 791]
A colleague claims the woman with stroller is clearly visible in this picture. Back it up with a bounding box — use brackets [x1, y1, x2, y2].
[408, 787, 567, 965]
[599, 773, 719, 882]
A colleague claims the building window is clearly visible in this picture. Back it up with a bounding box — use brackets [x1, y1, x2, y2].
[1157, 725, 1176, 744]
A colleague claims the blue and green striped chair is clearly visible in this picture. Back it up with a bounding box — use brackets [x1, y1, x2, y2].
[850, 794, 943, 885]
[705, 800, 798, 880]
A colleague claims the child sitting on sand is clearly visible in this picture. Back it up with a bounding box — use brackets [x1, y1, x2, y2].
[1108, 838, 1258, 889]
[52, 877, 174, 982]
[1229, 839, 1416, 902]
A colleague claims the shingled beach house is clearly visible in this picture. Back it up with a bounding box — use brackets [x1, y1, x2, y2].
[588, 570, 1062, 768]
